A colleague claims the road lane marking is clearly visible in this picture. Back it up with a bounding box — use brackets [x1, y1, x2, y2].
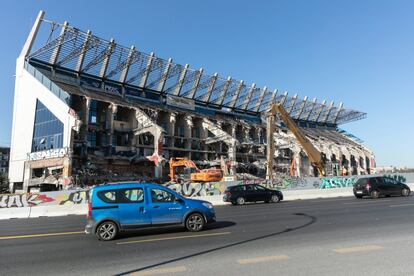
[333, 245, 383, 254]
[344, 200, 391, 205]
[389, 203, 414, 208]
[0, 231, 84, 240]
[131, 266, 187, 276]
[310, 198, 354, 203]
[237, 255, 290, 264]
[117, 231, 231, 245]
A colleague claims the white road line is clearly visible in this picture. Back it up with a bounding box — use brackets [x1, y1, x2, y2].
[389, 203, 414, 208]
[333, 245, 383, 254]
[237, 255, 290, 264]
[131, 266, 187, 276]
[344, 200, 392, 205]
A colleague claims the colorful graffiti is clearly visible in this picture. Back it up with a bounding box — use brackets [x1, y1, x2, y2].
[383, 174, 407, 183]
[0, 194, 55, 208]
[0, 190, 89, 208]
[319, 177, 357, 189]
[166, 182, 227, 197]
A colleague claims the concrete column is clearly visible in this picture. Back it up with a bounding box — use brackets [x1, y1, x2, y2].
[22, 163, 32, 192]
[82, 97, 91, 143]
[153, 131, 164, 178]
[256, 128, 262, 144]
[168, 112, 176, 147]
[107, 103, 118, 153]
[184, 115, 193, 150]
[243, 126, 251, 143]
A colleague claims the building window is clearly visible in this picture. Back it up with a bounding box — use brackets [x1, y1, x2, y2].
[87, 132, 97, 148]
[89, 100, 97, 124]
[31, 100, 64, 152]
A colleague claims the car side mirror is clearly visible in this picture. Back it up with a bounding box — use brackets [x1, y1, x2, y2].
[175, 198, 184, 204]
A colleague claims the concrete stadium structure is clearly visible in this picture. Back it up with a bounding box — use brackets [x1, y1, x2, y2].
[9, 11, 375, 192]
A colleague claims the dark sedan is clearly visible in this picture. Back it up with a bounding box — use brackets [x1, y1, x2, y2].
[353, 176, 411, 199]
[223, 184, 283, 205]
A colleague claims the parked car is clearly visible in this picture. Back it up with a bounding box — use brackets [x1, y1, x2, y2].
[223, 184, 283, 205]
[85, 183, 216, 241]
[353, 176, 411, 199]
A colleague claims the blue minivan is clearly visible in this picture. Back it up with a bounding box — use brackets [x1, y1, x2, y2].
[85, 183, 216, 241]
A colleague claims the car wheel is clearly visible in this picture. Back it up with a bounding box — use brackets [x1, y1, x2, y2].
[401, 188, 410, 197]
[236, 197, 245, 205]
[370, 190, 380, 199]
[97, 221, 118, 241]
[185, 213, 205, 232]
[271, 195, 280, 203]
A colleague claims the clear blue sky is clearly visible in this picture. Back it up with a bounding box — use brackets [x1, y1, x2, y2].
[0, 0, 413, 167]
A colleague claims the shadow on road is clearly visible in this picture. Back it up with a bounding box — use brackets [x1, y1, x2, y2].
[115, 213, 316, 276]
[117, 221, 236, 240]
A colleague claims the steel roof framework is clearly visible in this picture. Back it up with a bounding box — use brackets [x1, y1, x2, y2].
[27, 19, 367, 125]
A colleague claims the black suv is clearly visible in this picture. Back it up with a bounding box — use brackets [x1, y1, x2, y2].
[223, 184, 283, 205]
[353, 176, 410, 199]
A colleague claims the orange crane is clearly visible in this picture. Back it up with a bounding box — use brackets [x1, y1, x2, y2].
[169, 157, 223, 183]
[266, 103, 326, 180]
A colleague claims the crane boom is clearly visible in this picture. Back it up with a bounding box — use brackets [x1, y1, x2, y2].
[266, 103, 325, 179]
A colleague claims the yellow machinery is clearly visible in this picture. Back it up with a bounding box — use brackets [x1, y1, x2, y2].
[266, 103, 326, 179]
[169, 157, 223, 182]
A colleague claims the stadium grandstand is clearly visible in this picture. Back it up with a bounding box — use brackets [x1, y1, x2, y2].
[9, 11, 375, 192]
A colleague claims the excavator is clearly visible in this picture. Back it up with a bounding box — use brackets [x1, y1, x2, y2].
[169, 157, 223, 183]
[266, 103, 326, 179]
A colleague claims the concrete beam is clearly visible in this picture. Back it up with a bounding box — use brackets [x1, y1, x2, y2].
[98, 39, 115, 78]
[333, 102, 343, 124]
[75, 30, 91, 72]
[157, 58, 173, 92]
[280, 91, 289, 106]
[315, 100, 327, 122]
[296, 96, 308, 120]
[239, 83, 256, 110]
[253, 86, 267, 112]
[186, 68, 203, 99]
[287, 93, 298, 114]
[266, 89, 278, 110]
[20, 10, 45, 58]
[173, 64, 189, 96]
[217, 77, 232, 106]
[119, 46, 136, 83]
[139, 52, 155, 88]
[228, 81, 244, 108]
[305, 98, 317, 121]
[323, 101, 335, 123]
[203, 73, 218, 102]
[49, 21, 69, 65]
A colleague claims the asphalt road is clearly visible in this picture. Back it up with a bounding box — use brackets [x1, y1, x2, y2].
[1, 196, 414, 276]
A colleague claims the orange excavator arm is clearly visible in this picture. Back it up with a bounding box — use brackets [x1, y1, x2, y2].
[266, 103, 325, 178]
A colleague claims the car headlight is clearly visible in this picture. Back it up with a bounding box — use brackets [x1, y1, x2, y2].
[202, 202, 214, 209]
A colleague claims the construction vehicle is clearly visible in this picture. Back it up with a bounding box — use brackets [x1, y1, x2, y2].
[266, 103, 326, 179]
[169, 157, 223, 183]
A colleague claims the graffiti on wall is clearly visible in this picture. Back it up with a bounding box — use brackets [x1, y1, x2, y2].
[166, 182, 227, 197]
[0, 194, 55, 208]
[0, 190, 89, 208]
[383, 174, 407, 183]
[319, 177, 357, 189]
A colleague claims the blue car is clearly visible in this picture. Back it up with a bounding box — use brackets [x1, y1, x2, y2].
[85, 183, 216, 241]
